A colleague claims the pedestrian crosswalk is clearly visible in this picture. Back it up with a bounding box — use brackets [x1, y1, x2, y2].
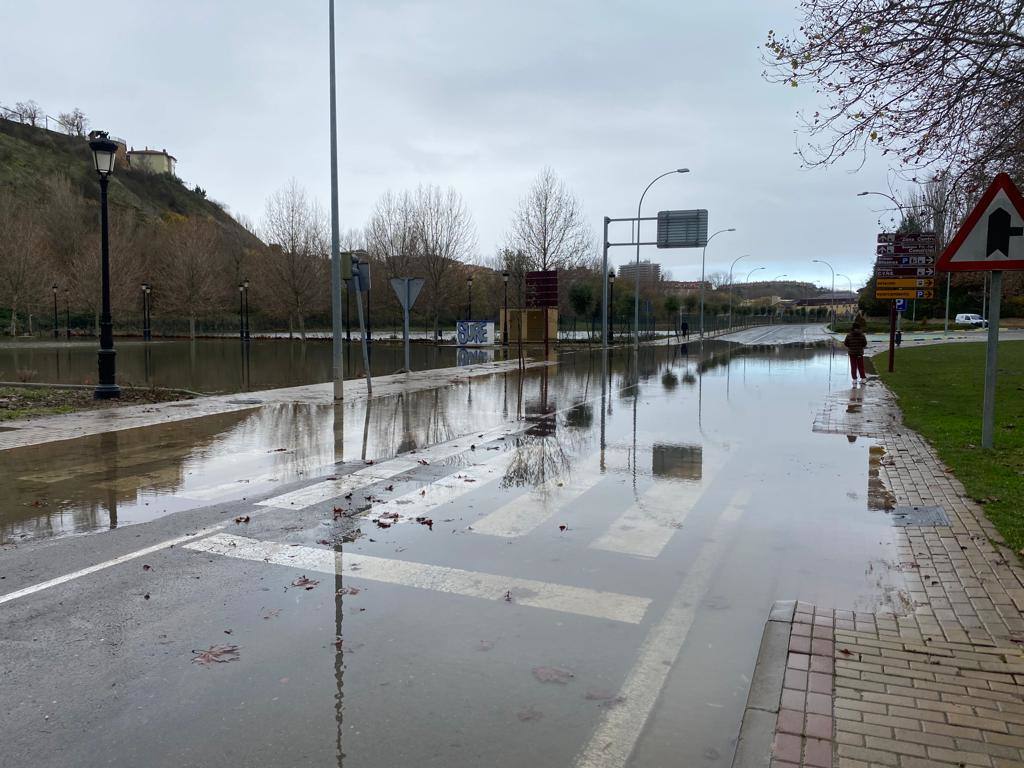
[255, 423, 520, 511]
[184, 532, 651, 624]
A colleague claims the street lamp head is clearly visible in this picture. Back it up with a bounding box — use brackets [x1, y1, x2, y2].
[238, 284, 245, 293]
[52, 284, 57, 292]
[609, 270, 615, 285]
[244, 279, 249, 289]
[501, 270, 509, 283]
[856, 191, 870, 197]
[726, 228, 736, 232]
[676, 168, 690, 174]
[88, 132, 118, 177]
[467, 275, 473, 287]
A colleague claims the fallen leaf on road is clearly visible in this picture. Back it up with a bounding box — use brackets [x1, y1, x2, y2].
[477, 639, 495, 651]
[375, 520, 392, 529]
[384, 484, 394, 491]
[234, 515, 250, 524]
[142, 564, 152, 571]
[504, 590, 513, 602]
[317, 538, 332, 545]
[332, 507, 345, 520]
[291, 576, 319, 590]
[337, 586, 360, 596]
[532, 666, 574, 684]
[365, 459, 375, 465]
[415, 517, 434, 530]
[417, 459, 429, 465]
[192, 644, 240, 666]
[517, 706, 543, 722]
[559, 524, 567, 532]
[261, 609, 281, 620]
[344, 492, 353, 499]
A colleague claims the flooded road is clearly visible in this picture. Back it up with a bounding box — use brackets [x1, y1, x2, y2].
[0, 338, 496, 392]
[0, 336, 906, 768]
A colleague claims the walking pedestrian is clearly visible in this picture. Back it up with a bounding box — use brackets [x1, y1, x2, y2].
[681, 320, 689, 340]
[843, 320, 868, 384]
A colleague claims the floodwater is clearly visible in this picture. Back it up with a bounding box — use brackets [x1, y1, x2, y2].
[0, 338, 907, 767]
[0, 338, 508, 392]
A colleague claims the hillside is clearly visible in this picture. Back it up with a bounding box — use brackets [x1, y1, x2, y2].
[0, 117, 251, 235]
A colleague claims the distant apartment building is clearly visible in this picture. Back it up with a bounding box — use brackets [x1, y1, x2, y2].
[617, 260, 662, 285]
[127, 147, 177, 176]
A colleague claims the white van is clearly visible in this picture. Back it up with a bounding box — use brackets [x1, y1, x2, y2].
[955, 313, 988, 327]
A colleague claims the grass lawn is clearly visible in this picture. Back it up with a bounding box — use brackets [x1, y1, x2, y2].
[0, 386, 191, 422]
[875, 341, 1024, 552]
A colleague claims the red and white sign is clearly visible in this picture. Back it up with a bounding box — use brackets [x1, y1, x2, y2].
[938, 173, 1024, 272]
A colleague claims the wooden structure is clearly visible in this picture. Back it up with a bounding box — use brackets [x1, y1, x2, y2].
[500, 307, 558, 344]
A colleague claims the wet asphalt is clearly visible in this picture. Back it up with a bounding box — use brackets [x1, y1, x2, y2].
[0, 335, 905, 768]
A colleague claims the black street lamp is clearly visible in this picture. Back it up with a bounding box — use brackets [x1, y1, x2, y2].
[238, 283, 245, 341]
[243, 279, 250, 340]
[51, 284, 58, 339]
[608, 269, 616, 343]
[140, 283, 150, 340]
[64, 288, 71, 340]
[466, 275, 474, 321]
[501, 270, 509, 346]
[144, 283, 152, 340]
[89, 132, 120, 399]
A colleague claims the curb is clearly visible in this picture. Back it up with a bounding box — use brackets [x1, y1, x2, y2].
[731, 600, 795, 768]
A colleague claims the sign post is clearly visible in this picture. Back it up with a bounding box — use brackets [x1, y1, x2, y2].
[937, 172, 1024, 449]
[874, 232, 938, 372]
[389, 277, 424, 373]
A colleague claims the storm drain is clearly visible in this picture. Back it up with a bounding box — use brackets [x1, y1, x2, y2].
[891, 505, 950, 527]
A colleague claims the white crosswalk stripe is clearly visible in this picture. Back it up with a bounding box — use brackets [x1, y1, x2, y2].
[589, 453, 726, 558]
[255, 423, 520, 510]
[470, 454, 607, 537]
[184, 533, 651, 624]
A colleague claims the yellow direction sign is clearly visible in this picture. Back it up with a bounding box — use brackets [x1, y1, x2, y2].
[875, 289, 935, 299]
[876, 278, 936, 288]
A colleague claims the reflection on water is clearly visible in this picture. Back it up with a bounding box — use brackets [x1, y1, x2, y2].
[0, 339, 483, 393]
[0, 340, 848, 546]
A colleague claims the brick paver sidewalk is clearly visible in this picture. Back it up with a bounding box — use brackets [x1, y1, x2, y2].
[734, 378, 1024, 768]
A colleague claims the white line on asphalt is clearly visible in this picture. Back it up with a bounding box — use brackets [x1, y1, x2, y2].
[184, 532, 651, 624]
[256, 423, 520, 510]
[573, 488, 750, 768]
[0, 525, 228, 607]
[470, 454, 606, 537]
[589, 454, 725, 558]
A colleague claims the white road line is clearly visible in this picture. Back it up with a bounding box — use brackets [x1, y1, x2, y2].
[589, 454, 725, 558]
[363, 449, 517, 523]
[256, 423, 519, 510]
[470, 455, 606, 537]
[0, 525, 227, 606]
[184, 533, 651, 624]
[574, 489, 750, 768]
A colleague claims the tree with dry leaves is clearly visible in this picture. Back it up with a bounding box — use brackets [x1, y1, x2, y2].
[154, 217, 222, 339]
[508, 168, 592, 272]
[57, 108, 88, 137]
[764, 1, 1024, 191]
[0, 193, 50, 335]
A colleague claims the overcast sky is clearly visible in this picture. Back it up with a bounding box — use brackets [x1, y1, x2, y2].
[4, 0, 898, 289]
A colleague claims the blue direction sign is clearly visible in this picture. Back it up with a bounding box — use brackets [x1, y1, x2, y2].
[875, 266, 936, 277]
[895, 299, 908, 312]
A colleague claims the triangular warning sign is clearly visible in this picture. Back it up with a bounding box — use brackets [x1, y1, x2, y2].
[939, 173, 1024, 272]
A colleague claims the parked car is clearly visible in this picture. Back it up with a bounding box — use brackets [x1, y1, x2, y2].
[955, 313, 988, 327]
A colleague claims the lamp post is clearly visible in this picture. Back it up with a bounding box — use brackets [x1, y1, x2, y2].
[837, 273, 854, 320]
[52, 284, 58, 339]
[501, 271, 509, 346]
[238, 283, 245, 341]
[857, 189, 950, 332]
[140, 283, 149, 340]
[88, 132, 120, 399]
[727, 254, 749, 330]
[743, 266, 765, 322]
[608, 269, 616, 343]
[466, 275, 474, 321]
[243, 278, 250, 340]
[811, 258, 836, 328]
[634, 168, 689, 348]
[700, 227, 735, 339]
[64, 288, 70, 341]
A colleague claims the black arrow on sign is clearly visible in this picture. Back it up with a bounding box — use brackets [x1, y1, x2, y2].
[986, 207, 1024, 257]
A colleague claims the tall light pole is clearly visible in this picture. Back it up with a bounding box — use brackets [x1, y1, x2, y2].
[328, 0, 345, 401]
[836, 273, 854, 320]
[64, 287, 71, 341]
[857, 189, 950, 332]
[238, 283, 246, 341]
[811, 258, 836, 328]
[243, 278, 250, 340]
[502, 270, 509, 346]
[634, 168, 688, 348]
[700, 227, 735, 339]
[727, 254, 749, 330]
[466, 275, 473, 321]
[52, 284, 58, 339]
[608, 269, 616, 343]
[88, 132, 119, 400]
[745, 266, 765, 282]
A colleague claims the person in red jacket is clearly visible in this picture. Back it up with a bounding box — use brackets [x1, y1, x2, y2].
[843, 321, 868, 383]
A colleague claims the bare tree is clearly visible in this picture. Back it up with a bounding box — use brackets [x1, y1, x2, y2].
[0, 193, 49, 335]
[57, 108, 88, 137]
[764, 0, 1024, 189]
[259, 179, 328, 339]
[366, 190, 419, 278]
[155, 218, 221, 339]
[14, 100, 43, 127]
[508, 167, 592, 271]
[414, 185, 478, 335]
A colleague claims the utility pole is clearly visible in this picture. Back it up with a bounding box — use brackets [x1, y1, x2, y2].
[328, 0, 345, 401]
